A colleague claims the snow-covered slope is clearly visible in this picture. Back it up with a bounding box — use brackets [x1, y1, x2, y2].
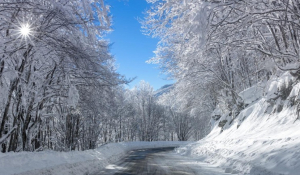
[0, 141, 188, 175]
[154, 84, 174, 97]
[177, 72, 300, 175]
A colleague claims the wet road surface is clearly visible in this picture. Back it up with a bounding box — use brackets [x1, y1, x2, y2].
[95, 147, 229, 175]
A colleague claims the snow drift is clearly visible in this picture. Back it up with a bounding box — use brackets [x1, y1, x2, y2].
[177, 72, 300, 175]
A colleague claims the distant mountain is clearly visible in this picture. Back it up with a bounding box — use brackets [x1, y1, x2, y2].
[154, 84, 174, 97]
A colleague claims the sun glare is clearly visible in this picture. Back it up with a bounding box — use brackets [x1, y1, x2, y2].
[20, 24, 31, 37]
[6, 17, 37, 46]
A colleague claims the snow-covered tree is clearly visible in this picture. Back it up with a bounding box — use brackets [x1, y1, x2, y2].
[0, 0, 127, 152]
[142, 0, 288, 137]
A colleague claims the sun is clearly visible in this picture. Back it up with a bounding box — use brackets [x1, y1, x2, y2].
[20, 23, 31, 37]
[5, 17, 37, 46]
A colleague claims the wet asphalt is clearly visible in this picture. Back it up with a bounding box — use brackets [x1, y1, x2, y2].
[95, 147, 229, 175]
[96, 147, 177, 175]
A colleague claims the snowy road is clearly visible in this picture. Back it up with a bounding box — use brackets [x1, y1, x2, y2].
[95, 147, 228, 175]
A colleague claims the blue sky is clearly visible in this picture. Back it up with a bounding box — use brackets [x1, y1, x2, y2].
[107, 0, 174, 90]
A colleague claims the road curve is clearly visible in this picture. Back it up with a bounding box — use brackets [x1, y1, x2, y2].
[95, 147, 228, 175]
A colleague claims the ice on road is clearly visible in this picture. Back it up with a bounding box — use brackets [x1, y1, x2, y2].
[95, 147, 228, 175]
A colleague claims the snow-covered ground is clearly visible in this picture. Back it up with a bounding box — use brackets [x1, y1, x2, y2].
[0, 141, 188, 175]
[176, 73, 300, 175]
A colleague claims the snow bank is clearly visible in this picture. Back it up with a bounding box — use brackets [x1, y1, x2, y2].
[239, 81, 265, 106]
[177, 73, 300, 175]
[0, 141, 188, 175]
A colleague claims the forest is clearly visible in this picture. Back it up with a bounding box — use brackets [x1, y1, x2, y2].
[1, 0, 300, 153]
